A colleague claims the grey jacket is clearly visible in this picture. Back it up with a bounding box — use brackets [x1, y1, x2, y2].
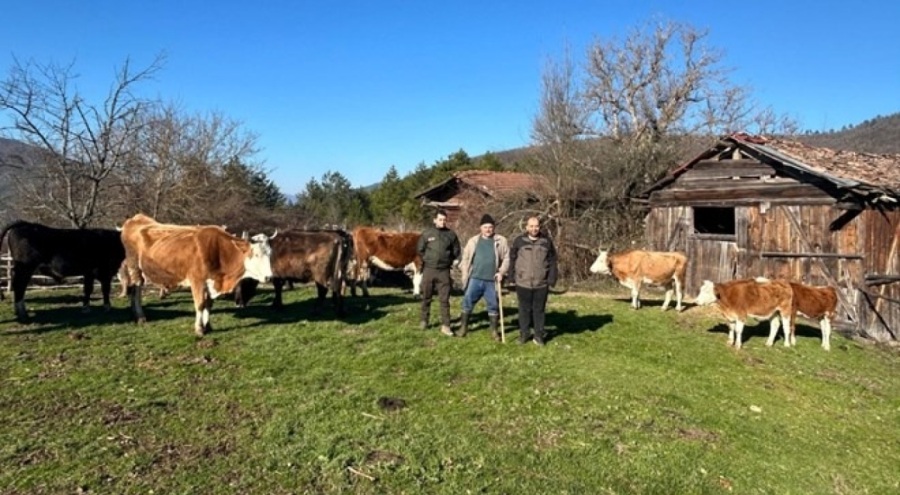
[509, 233, 558, 289]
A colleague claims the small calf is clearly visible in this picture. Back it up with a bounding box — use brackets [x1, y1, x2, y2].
[695, 278, 793, 350]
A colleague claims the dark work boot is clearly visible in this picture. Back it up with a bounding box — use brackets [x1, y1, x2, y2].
[420, 309, 430, 330]
[489, 314, 501, 342]
[457, 313, 470, 337]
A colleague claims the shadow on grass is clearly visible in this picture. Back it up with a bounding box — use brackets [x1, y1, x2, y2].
[610, 296, 698, 312]
[706, 320, 824, 346]
[545, 309, 613, 342]
[231, 289, 416, 328]
[0, 305, 139, 335]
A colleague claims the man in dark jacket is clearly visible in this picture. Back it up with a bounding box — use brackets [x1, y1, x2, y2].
[416, 209, 462, 335]
[508, 216, 558, 346]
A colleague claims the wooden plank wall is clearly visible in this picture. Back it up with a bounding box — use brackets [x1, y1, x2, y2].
[859, 209, 900, 341]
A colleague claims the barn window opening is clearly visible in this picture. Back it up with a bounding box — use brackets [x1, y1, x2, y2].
[693, 207, 736, 238]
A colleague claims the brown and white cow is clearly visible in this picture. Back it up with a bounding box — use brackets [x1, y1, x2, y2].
[234, 229, 352, 314]
[120, 214, 273, 335]
[695, 278, 793, 350]
[788, 282, 838, 350]
[589, 249, 688, 311]
[349, 226, 422, 297]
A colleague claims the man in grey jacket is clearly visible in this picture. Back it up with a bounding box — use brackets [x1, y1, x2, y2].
[508, 216, 558, 346]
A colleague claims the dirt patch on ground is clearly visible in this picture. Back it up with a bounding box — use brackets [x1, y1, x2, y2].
[677, 427, 720, 443]
[364, 449, 405, 466]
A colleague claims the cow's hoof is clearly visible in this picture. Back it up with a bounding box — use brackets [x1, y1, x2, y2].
[137, 317, 147, 325]
[195, 326, 209, 337]
[765, 342, 774, 347]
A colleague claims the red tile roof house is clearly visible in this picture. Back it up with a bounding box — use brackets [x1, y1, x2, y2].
[414, 171, 551, 237]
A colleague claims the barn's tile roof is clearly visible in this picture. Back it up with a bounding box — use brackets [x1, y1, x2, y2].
[735, 134, 900, 195]
[644, 133, 900, 204]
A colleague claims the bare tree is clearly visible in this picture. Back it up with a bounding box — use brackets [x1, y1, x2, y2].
[115, 106, 262, 224]
[583, 19, 796, 141]
[0, 55, 164, 227]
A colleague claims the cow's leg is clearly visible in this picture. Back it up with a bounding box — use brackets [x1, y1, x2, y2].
[765, 315, 781, 347]
[129, 284, 146, 324]
[820, 317, 832, 351]
[661, 283, 673, 311]
[99, 275, 113, 312]
[272, 278, 285, 309]
[726, 321, 736, 346]
[630, 280, 642, 309]
[81, 274, 95, 313]
[324, 283, 343, 316]
[11, 263, 34, 321]
[733, 320, 745, 350]
[190, 282, 211, 336]
[411, 269, 423, 298]
[674, 277, 684, 312]
[780, 314, 792, 347]
[360, 264, 371, 298]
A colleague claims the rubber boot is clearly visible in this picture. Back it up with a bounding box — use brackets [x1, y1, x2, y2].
[489, 314, 501, 342]
[457, 313, 470, 337]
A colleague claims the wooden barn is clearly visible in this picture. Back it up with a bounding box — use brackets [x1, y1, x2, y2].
[414, 171, 549, 233]
[640, 133, 900, 342]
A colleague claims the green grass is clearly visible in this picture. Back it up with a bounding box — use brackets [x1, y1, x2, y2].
[1, 286, 898, 494]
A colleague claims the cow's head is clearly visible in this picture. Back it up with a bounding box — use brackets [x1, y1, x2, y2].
[242, 233, 274, 282]
[694, 280, 718, 306]
[589, 248, 611, 275]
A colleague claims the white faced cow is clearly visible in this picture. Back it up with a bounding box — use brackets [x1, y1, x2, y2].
[590, 249, 688, 311]
[695, 278, 794, 350]
[120, 214, 273, 336]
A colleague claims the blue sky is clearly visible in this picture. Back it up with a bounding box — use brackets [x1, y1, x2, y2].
[2, 1, 898, 195]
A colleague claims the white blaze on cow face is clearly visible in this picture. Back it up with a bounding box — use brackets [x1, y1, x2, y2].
[244, 234, 274, 282]
[589, 250, 611, 275]
[694, 280, 718, 306]
[410, 265, 423, 296]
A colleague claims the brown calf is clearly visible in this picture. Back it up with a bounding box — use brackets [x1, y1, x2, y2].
[350, 226, 422, 297]
[695, 278, 793, 350]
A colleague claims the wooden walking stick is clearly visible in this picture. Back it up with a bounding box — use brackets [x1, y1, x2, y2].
[496, 278, 506, 343]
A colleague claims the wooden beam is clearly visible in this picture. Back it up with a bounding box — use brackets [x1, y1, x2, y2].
[758, 251, 864, 259]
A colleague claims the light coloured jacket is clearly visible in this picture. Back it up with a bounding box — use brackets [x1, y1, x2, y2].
[459, 234, 510, 289]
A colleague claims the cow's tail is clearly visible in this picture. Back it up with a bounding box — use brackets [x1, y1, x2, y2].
[0, 220, 26, 301]
[331, 231, 351, 296]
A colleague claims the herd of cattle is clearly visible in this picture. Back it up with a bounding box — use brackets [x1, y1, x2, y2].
[1, 215, 837, 350]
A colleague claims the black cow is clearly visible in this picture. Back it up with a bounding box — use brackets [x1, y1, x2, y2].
[234, 229, 352, 315]
[0, 220, 126, 320]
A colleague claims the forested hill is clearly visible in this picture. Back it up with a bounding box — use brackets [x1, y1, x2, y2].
[487, 112, 900, 166]
[796, 112, 900, 154]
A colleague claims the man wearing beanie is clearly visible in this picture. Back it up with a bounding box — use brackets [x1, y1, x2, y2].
[416, 209, 462, 335]
[457, 213, 510, 340]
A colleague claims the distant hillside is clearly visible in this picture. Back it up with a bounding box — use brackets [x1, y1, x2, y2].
[796, 112, 900, 154]
[482, 112, 900, 171]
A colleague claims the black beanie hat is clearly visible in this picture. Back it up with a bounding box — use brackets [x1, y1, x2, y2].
[479, 213, 495, 226]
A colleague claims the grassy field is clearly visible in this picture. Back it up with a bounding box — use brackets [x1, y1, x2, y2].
[0, 284, 898, 494]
